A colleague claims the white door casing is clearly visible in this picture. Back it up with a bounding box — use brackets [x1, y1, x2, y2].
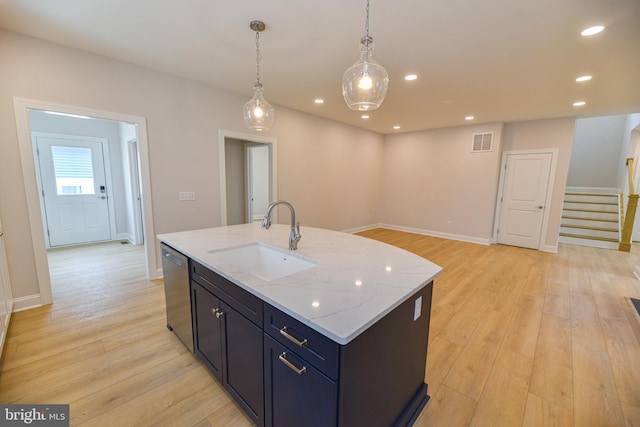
[219, 130, 277, 226]
[128, 139, 144, 245]
[496, 151, 554, 250]
[34, 134, 113, 247]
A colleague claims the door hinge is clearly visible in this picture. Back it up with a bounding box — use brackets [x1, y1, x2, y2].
[42, 190, 45, 197]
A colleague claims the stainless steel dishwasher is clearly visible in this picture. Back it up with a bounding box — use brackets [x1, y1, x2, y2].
[161, 242, 194, 353]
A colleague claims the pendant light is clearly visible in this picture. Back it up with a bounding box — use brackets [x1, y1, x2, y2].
[342, 0, 389, 111]
[243, 20, 274, 131]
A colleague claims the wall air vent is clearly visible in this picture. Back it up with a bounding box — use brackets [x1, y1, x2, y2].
[472, 133, 493, 152]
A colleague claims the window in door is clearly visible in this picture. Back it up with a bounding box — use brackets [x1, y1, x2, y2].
[51, 145, 96, 195]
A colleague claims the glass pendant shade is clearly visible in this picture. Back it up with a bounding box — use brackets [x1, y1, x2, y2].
[243, 83, 275, 131]
[342, 37, 389, 111]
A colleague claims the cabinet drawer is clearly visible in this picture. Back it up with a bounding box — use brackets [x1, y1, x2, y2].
[264, 334, 337, 427]
[264, 303, 339, 380]
[191, 260, 263, 327]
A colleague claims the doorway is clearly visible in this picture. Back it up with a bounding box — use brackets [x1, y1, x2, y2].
[218, 130, 277, 226]
[33, 133, 114, 247]
[14, 98, 158, 307]
[495, 150, 557, 250]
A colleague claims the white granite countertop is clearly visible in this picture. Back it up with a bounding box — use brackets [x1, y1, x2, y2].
[157, 223, 442, 345]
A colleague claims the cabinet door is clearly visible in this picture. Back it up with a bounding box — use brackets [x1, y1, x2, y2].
[192, 282, 224, 381]
[222, 301, 264, 425]
[264, 334, 337, 427]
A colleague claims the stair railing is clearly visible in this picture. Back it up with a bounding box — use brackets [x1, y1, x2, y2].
[619, 157, 638, 251]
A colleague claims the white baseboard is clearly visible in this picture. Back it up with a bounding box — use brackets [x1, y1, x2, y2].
[540, 244, 558, 253]
[12, 294, 44, 312]
[341, 224, 380, 234]
[116, 233, 138, 244]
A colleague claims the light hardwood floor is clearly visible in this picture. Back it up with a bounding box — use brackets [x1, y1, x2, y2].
[1, 231, 640, 426]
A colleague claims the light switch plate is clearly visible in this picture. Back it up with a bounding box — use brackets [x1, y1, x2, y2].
[179, 192, 196, 201]
[414, 296, 422, 321]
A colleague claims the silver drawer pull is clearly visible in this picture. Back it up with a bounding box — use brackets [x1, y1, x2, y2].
[280, 326, 308, 347]
[211, 308, 225, 319]
[279, 352, 307, 375]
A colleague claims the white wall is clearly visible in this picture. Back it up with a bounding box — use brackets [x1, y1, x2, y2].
[379, 123, 504, 242]
[0, 30, 383, 301]
[624, 113, 640, 192]
[567, 115, 628, 189]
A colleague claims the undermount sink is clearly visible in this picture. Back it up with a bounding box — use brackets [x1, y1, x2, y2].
[207, 243, 318, 281]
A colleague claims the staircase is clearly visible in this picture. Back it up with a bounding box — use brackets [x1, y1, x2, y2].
[559, 191, 621, 249]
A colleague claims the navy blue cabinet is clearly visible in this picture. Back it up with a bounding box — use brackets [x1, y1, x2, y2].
[188, 258, 433, 427]
[264, 334, 338, 427]
[222, 300, 263, 421]
[263, 282, 433, 427]
[191, 261, 264, 426]
[192, 281, 224, 381]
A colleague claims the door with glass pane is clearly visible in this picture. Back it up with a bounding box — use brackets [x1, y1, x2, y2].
[35, 135, 111, 247]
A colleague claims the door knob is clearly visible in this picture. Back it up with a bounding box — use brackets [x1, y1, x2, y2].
[97, 196, 106, 199]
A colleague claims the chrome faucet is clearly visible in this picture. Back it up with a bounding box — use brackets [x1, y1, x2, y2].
[261, 200, 301, 250]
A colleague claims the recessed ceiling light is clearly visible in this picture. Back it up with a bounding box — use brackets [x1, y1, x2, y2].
[404, 74, 418, 81]
[576, 75, 592, 82]
[573, 101, 586, 107]
[581, 25, 604, 36]
[361, 115, 370, 119]
[465, 116, 474, 121]
[393, 125, 401, 130]
[314, 98, 324, 104]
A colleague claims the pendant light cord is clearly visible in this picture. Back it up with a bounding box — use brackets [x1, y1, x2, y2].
[255, 30, 261, 86]
[365, 0, 370, 42]
[362, 0, 371, 60]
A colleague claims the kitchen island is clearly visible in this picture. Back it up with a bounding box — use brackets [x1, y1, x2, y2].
[158, 224, 442, 427]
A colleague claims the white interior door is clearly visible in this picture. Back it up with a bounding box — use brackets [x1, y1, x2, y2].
[35, 136, 112, 246]
[246, 144, 270, 222]
[497, 152, 553, 249]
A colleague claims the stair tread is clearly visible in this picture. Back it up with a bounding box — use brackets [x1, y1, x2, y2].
[559, 232, 619, 243]
[562, 215, 618, 223]
[563, 200, 618, 205]
[562, 191, 623, 249]
[565, 192, 619, 197]
[560, 224, 619, 232]
[562, 208, 618, 214]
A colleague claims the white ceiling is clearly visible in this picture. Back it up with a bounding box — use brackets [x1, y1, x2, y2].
[1, 0, 638, 134]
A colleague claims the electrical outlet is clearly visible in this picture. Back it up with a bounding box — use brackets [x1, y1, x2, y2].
[414, 296, 422, 321]
[179, 192, 196, 201]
